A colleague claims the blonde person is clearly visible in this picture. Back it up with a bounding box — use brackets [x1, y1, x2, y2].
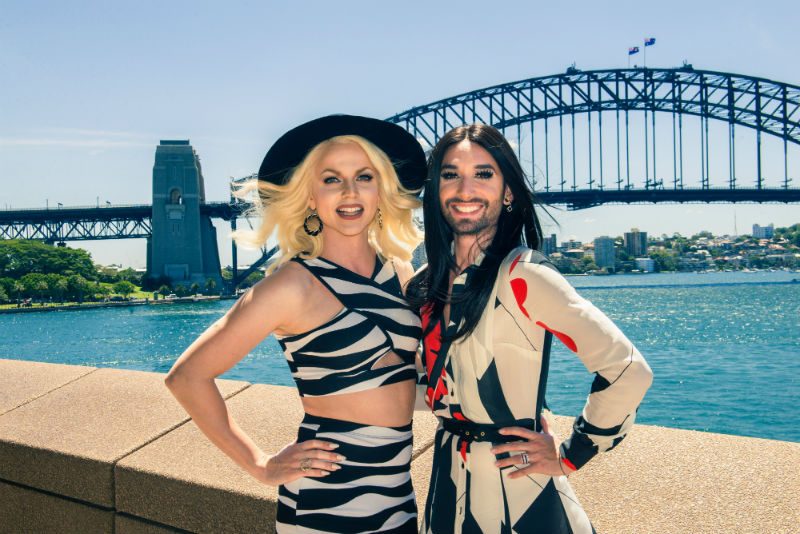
[166, 115, 426, 533]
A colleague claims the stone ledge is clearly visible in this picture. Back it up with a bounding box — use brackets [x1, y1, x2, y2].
[0, 358, 797, 533]
[0, 480, 113, 534]
[553, 417, 799, 534]
[0, 364, 249, 508]
[116, 384, 438, 532]
[0, 359, 96, 415]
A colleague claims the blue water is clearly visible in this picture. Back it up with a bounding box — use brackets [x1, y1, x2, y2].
[2, 271, 798, 442]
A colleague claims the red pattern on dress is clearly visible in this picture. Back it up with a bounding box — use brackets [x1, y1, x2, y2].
[510, 277, 530, 319]
[535, 321, 578, 353]
[421, 304, 448, 408]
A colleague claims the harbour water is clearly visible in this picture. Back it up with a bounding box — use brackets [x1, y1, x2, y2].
[2, 271, 798, 442]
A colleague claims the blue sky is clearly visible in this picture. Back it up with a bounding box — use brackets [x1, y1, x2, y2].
[1, 0, 798, 268]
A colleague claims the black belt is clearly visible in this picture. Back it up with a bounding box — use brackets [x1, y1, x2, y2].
[441, 417, 537, 444]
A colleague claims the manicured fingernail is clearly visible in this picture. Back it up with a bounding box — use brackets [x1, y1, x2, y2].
[336, 455, 346, 461]
[329, 444, 339, 449]
[332, 464, 341, 470]
[321, 471, 331, 476]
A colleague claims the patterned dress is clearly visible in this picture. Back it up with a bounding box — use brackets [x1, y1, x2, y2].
[274, 255, 422, 533]
[419, 247, 653, 534]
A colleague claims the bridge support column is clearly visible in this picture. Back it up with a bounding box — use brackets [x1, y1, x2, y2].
[148, 140, 223, 292]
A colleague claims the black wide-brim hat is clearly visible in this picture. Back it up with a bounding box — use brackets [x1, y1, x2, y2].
[257, 114, 426, 192]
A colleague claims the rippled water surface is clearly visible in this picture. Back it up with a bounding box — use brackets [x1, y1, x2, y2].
[2, 271, 798, 442]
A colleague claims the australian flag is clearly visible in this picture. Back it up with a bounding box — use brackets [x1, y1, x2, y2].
[644, 37, 656, 46]
[628, 47, 640, 55]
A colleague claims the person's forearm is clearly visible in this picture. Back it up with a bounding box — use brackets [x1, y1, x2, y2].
[165, 374, 266, 477]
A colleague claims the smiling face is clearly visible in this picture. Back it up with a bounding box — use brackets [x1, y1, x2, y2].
[438, 140, 512, 238]
[308, 140, 380, 239]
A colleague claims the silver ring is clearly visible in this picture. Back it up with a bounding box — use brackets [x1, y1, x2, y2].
[520, 453, 529, 464]
[299, 458, 312, 472]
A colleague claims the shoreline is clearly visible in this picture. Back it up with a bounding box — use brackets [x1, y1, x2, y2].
[0, 294, 238, 315]
[3, 269, 798, 314]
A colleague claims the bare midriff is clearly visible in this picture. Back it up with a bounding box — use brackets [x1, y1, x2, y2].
[301, 375, 416, 427]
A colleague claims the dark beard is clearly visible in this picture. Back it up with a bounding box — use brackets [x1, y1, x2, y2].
[442, 198, 501, 236]
[445, 212, 492, 235]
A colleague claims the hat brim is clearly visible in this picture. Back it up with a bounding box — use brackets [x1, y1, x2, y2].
[257, 114, 426, 193]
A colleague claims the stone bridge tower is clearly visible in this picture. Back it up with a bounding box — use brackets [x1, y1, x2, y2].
[147, 140, 222, 289]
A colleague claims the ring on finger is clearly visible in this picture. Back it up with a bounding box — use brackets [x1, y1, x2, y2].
[299, 458, 312, 472]
[520, 453, 529, 464]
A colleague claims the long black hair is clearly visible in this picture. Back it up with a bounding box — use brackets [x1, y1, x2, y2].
[407, 123, 546, 341]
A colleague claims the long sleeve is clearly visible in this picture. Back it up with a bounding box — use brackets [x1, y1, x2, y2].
[500, 249, 653, 470]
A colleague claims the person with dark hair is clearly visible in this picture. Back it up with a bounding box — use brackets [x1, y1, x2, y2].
[407, 123, 653, 533]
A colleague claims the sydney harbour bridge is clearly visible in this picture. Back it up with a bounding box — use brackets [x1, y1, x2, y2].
[2, 66, 799, 288]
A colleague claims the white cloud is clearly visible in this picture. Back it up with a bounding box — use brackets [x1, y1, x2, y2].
[0, 138, 149, 148]
[0, 127, 155, 149]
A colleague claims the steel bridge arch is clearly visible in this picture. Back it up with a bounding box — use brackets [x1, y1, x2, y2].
[387, 67, 800, 149]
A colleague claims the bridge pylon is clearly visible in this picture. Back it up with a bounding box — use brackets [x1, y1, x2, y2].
[149, 140, 223, 290]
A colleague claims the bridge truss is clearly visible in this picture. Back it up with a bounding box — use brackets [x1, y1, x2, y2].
[387, 66, 800, 208]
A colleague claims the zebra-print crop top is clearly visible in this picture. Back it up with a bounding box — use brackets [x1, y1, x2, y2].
[274, 255, 422, 397]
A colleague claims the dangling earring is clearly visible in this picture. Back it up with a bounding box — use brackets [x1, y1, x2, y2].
[303, 209, 323, 236]
[504, 198, 513, 213]
[376, 208, 383, 229]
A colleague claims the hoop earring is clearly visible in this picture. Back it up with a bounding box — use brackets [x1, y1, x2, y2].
[303, 209, 323, 236]
[376, 208, 383, 229]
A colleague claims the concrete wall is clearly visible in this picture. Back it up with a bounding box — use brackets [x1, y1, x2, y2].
[0, 358, 797, 533]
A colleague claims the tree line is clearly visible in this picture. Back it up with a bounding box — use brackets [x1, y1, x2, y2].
[0, 241, 145, 304]
[0, 240, 266, 305]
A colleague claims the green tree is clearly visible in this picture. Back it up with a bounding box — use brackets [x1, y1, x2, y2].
[158, 285, 172, 297]
[113, 280, 137, 298]
[775, 224, 800, 247]
[552, 256, 579, 274]
[649, 250, 678, 272]
[233, 271, 265, 290]
[20, 273, 47, 300]
[0, 285, 8, 303]
[92, 283, 111, 301]
[66, 274, 91, 303]
[204, 278, 217, 295]
[174, 285, 189, 297]
[35, 280, 49, 304]
[118, 267, 143, 285]
[190, 282, 201, 295]
[0, 240, 96, 280]
[96, 265, 121, 283]
[0, 278, 14, 300]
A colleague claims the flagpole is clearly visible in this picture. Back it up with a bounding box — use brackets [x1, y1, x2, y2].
[643, 38, 647, 68]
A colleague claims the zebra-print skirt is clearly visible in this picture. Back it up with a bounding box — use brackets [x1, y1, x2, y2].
[276, 413, 417, 533]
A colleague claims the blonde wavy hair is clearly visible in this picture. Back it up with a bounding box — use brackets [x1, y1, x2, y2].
[232, 135, 422, 272]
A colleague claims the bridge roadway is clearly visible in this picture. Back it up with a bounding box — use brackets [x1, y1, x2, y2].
[1, 186, 799, 241]
[0, 202, 246, 241]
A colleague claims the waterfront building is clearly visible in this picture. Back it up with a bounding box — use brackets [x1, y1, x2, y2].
[562, 238, 582, 250]
[593, 236, 616, 270]
[753, 223, 774, 239]
[624, 228, 648, 257]
[635, 257, 656, 272]
[541, 234, 557, 256]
